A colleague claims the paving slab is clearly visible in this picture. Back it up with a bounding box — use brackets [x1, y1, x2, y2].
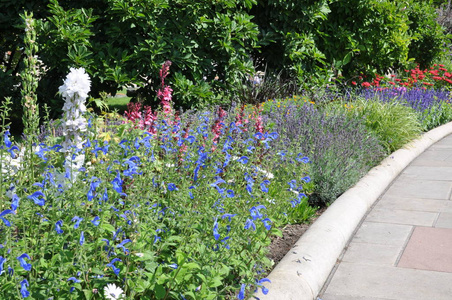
[402, 165, 452, 180]
[398, 227, 452, 273]
[341, 242, 402, 266]
[375, 195, 449, 212]
[323, 262, 452, 300]
[435, 212, 452, 228]
[365, 208, 438, 226]
[351, 222, 413, 246]
[383, 177, 452, 200]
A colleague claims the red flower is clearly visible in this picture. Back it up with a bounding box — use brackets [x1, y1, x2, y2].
[351, 81, 357, 86]
[361, 82, 371, 87]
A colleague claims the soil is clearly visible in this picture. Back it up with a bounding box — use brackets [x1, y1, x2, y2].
[266, 207, 326, 266]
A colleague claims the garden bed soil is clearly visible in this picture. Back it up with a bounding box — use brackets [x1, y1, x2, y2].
[267, 207, 326, 266]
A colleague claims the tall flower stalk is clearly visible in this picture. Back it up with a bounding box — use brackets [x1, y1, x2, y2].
[59, 67, 91, 150]
[20, 12, 40, 143]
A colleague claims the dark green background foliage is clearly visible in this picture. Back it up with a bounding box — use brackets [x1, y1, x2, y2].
[1, 0, 449, 124]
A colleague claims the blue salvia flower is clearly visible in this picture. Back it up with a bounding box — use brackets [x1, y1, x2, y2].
[111, 172, 127, 197]
[168, 263, 178, 269]
[262, 218, 272, 231]
[260, 180, 270, 193]
[221, 213, 237, 222]
[256, 278, 271, 295]
[7, 145, 19, 159]
[226, 189, 235, 198]
[288, 179, 297, 190]
[237, 283, 246, 300]
[168, 183, 178, 191]
[27, 191, 45, 207]
[79, 231, 85, 246]
[3, 130, 12, 148]
[296, 153, 310, 163]
[91, 216, 100, 226]
[71, 216, 83, 229]
[102, 188, 108, 202]
[213, 218, 220, 240]
[106, 258, 121, 276]
[0, 209, 13, 227]
[116, 239, 132, 254]
[238, 156, 249, 164]
[8, 266, 13, 276]
[244, 218, 256, 231]
[35, 144, 49, 161]
[0, 256, 5, 275]
[55, 220, 64, 234]
[17, 253, 32, 271]
[20, 279, 30, 298]
[301, 176, 311, 183]
[249, 205, 266, 220]
[67, 277, 81, 283]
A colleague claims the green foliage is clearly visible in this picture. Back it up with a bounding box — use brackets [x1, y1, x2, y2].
[320, 0, 411, 77]
[341, 98, 422, 154]
[406, 0, 449, 69]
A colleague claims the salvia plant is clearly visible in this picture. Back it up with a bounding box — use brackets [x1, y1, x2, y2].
[0, 63, 316, 299]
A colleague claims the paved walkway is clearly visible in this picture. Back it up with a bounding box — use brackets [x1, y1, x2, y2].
[318, 134, 452, 299]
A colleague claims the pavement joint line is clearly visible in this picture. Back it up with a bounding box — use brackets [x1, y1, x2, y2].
[432, 211, 441, 227]
[256, 121, 452, 300]
[394, 225, 416, 267]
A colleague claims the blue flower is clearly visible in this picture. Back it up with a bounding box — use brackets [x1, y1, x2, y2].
[27, 191, 45, 206]
[256, 278, 271, 295]
[3, 130, 12, 148]
[17, 253, 32, 271]
[296, 154, 310, 163]
[7, 145, 19, 159]
[67, 277, 81, 283]
[55, 220, 64, 234]
[116, 239, 132, 254]
[237, 283, 246, 300]
[20, 279, 30, 298]
[0, 256, 5, 275]
[226, 189, 235, 198]
[168, 183, 178, 191]
[106, 258, 121, 276]
[79, 231, 85, 246]
[238, 156, 249, 164]
[0, 209, 13, 227]
[213, 218, 220, 240]
[250, 205, 266, 220]
[260, 180, 270, 193]
[221, 213, 237, 222]
[301, 176, 311, 183]
[11, 194, 20, 211]
[262, 218, 272, 231]
[71, 216, 83, 229]
[244, 219, 256, 231]
[168, 263, 178, 269]
[91, 216, 100, 226]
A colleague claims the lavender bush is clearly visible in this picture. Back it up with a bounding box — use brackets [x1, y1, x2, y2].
[264, 103, 385, 206]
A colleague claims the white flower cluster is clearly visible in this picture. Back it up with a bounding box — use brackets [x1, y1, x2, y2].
[58, 67, 91, 150]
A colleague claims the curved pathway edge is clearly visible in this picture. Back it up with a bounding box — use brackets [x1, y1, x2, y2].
[257, 121, 452, 299]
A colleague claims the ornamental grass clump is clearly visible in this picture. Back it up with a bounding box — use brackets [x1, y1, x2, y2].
[339, 97, 422, 154]
[0, 65, 316, 299]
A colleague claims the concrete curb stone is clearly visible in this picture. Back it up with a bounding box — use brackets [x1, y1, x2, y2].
[256, 121, 452, 299]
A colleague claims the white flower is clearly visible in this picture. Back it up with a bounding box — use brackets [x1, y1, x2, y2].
[104, 283, 124, 300]
[59, 67, 91, 100]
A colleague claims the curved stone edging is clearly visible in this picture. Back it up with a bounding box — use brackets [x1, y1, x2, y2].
[256, 121, 452, 299]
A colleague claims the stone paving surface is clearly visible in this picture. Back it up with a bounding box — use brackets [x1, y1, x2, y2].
[318, 134, 452, 300]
